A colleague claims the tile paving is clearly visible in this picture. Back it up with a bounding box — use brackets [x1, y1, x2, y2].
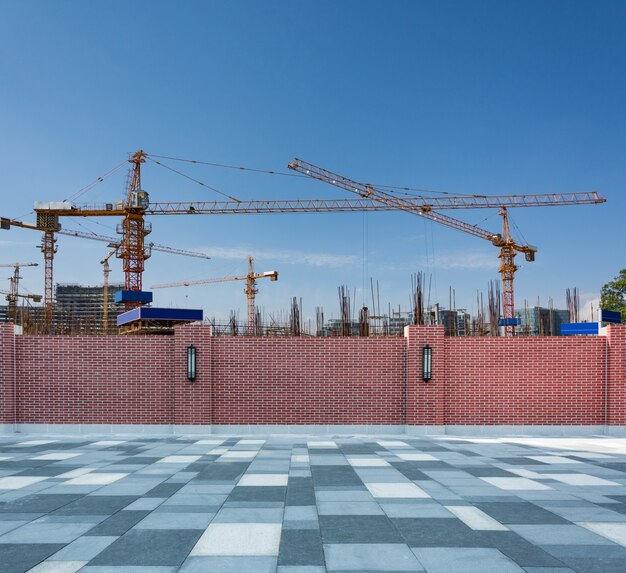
[1, 435, 626, 571]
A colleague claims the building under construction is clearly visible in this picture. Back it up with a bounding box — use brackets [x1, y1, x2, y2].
[515, 306, 570, 336]
[1, 283, 124, 334]
[55, 283, 124, 333]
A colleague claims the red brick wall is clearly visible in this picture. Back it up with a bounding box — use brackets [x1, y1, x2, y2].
[14, 333, 173, 424]
[607, 325, 626, 425]
[2, 322, 625, 427]
[0, 324, 15, 424]
[444, 336, 606, 425]
[210, 337, 406, 424]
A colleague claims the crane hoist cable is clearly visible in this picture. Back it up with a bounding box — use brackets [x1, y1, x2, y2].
[65, 160, 128, 202]
[146, 157, 240, 202]
[145, 153, 479, 197]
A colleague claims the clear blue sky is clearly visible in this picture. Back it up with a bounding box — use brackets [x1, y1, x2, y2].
[1, 0, 624, 324]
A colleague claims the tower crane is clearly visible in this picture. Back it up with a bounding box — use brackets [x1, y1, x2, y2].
[287, 158, 605, 336]
[8, 150, 604, 333]
[0, 262, 40, 322]
[151, 256, 278, 335]
[100, 247, 118, 334]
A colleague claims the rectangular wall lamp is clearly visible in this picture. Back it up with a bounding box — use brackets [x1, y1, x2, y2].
[422, 345, 432, 382]
[187, 344, 197, 381]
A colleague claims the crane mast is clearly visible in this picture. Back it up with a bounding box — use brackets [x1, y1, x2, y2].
[119, 150, 150, 302]
[100, 248, 117, 333]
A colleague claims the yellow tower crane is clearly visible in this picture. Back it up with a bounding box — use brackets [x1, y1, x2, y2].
[288, 158, 603, 336]
[151, 256, 278, 335]
[0, 262, 40, 322]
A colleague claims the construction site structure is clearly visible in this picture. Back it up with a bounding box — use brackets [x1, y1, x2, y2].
[2, 150, 604, 333]
[287, 158, 605, 336]
[0, 262, 40, 322]
[151, 256, 278, 335]
[55, 283, 124, 334]
[101, 248, 117, 333]
[0, 216, 210, 332]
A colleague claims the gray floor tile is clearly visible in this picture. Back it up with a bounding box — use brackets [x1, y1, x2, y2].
[0, 521, 95, 544]
[277, 567, 326, 573]
[90, 529, 203, 566]
[509, 524, 616, 546]
[53, 495, 139, 515]
[80, 565, 178, 573]
[0, 543, 65, 573]
[85, 511, 150, 536]
[320, 515, 403, 544]
[412, 547, 525, 573]
[325, 543, 423, 571]
[179, 556, 278, 573]
[279, 529, 324, 566]
[212, 507, 283, 523]
[51, 535, 118, 560]
[134, 511, 214, 529]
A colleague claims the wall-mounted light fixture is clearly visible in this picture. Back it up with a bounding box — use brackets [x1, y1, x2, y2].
[422, 345, 432, 382]
[187, 344, 197, 381]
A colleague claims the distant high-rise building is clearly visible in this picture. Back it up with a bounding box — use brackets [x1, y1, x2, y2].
[55, 283, 124, 333]
[439, 309, 470, 336]
[515, 306, 570, 336]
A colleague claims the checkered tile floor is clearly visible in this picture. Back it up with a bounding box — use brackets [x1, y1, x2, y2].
[2, 435, 626, 572]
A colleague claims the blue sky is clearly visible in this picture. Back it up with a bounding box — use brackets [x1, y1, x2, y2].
[1, 0, 624, 324]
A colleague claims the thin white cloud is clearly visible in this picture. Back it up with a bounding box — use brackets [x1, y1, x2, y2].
[429, 252, 495, 270]
[198, 246, 359, 268]
[381, 250, 495, 272]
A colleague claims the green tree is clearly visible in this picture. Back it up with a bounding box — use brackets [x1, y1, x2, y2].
[600, 269, 626, 321]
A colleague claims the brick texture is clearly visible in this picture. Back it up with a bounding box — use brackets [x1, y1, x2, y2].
[1, 322, 625, 427]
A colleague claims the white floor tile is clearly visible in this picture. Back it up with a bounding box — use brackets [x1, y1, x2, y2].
[445, 505, 509, 530]
[239, 440, 266, 445]
[88, 441, 126, 447]
[365, 482, 430, 498]
[0, 476, 48, 489]
[307, 441, 336, 448]
[191, 523, 282, 556]
[238, 474, 289, 486]
[0, 456, 13, 461]
[208, 448, 229, 455]
[577, 522, 626, 548]
[291, 455, 309, 463]
[527, 456, 582, 464]
[376, 440, 409, 447]
[219, 451, 259, 459]
[396, 453, 438, 461]
[195, 439, 224, 445]
[480, 477, 552, 490]
[506, 468, 544, 479]
[32, 453, 82, 461]
[157, 456, 201, 464]
[17, 440, 55, 447]
[26, 560, 88, 573]
[63, 473, 127, 485]
[544, 473, 621, 486]
[57, 468, 95, 479]
[560, 451, 612, 459]
[347, 457, 390, 467]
